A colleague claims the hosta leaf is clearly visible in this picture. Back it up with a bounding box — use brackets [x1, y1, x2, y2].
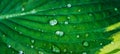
[0, 0, 120, 54]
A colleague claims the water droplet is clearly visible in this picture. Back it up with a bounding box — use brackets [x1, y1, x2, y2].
[67, 16, 70, 19]
[31, 9, 36, 14]
[2, 35, 5, 37]
[70, 51, 73, 53]
[19, 51, 24, 54]
[52, 46, 60, 53]
[49, 19, 57, 26]
[85, 34, 89, 37]
[76, 35, 80, 38]
[78, 9, 81, 12]
[22, 8, 24, 11]
[82, 52, 87, 54]
[31, 45, 34, 48]
[55, 31, 64, 36]
[15, 27, 17, 29]
[83, 41, 89, 47]
[38, 51, 44, 54]
[114, 8, 118, 11]
[111, 42, 114, 44]
[64, 21, 69, 24]
[99, 43, 102, 45]
[8, 45, 11, 48]
[31, 40, 34, 43]
[89, 13, 92, 16]
[63, 49, 67, 52]
[67, 4, 71, 7]
[19, 32, 22, 34]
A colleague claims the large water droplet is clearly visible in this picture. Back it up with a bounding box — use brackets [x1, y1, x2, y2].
[83, 41, 89, 47]
[55, 31, 64, 36]
[52, 46, 60, 53]
[67, 4, 71, 7]
[49, 19, 57, 26]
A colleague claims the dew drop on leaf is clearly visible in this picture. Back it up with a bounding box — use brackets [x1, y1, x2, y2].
[38, 51, 44, 54]
[31, 40, 35, 43]
[49, 19, 57, 26]
[19, 32, 22, 34]
[64, 21, 69, 24]
[100, 43, 103, 45]
[14, 27, 17, 29]
[21, 8, 24, 11]
[63, 49, 67, 52]
[52, 46, 60, 53]
[78, 9, 81, 12]
[83, 41, 89, 47]
[67, 16, 70, 19]
[76, 35, 80, 38]
[67, 4, 71, 7]
[31, 45, 34, 48]
[2, 34, 5, 37]
[114, 8, 118, 11]
[19, 51, 24, 54]
[82, 52, 87, 54]
[55, 31, 64, 36]
[8, 45, 11, 48]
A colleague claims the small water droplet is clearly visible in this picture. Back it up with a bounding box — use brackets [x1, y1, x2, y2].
[67, 4, 71, 7]
[49, 19, 57, 26]
[19, 32, 22, 34]
[31, 9, 36, 14]
[38, 51, 44, 54]
[2, 35, 5, 37]
[111, 42, 114, 44]
[78, 9, 81, 12]
[8, 45, 11, 48]
[100, 43, 103, 45]
[55, 31, 64, 36]
[67, 16, 70, 19]
[76, 35, 80, 38]
[82, 52, 87, 54]
[85, 34, 89, 37]
[22, 8, 24, 11]
[89, 13, 92, 16]
[31, 45, 34, 48]
[83, 41, 89, 47]
[15, 27, 17, 29]
[52, 46, 60, 53]
[70, 51, 73, 53]
[63, 49, 67, 52]
[114, 8, 118, 11]
[31, 40, 34, 43]
[19, 51, 24, 54]
[64, 21, 69, 24]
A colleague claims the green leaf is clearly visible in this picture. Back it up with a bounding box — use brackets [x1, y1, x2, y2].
[0, 0, 120, 54]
